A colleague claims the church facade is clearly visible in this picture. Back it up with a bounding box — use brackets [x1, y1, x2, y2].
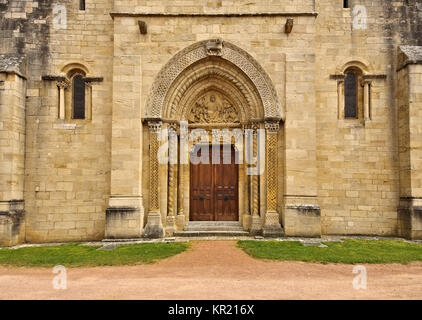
[1, 0, 422, 246]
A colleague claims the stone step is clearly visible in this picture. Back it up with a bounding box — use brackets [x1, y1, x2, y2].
[174, 230, 250, 237]
[184, 221, 244, 232]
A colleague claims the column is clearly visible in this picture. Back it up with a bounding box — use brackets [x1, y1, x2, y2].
[337, 80, 344, 119]
[166, 122, 178, 236]
[57, 80, 69, 120]
[248, 122, 262, 234]
[176, 123, 187, 229]
[143, 120, 165, 238]
[263, 120, 283, 237]
[363, 80, 371, 121]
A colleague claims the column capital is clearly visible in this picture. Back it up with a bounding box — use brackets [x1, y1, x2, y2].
[57, 79, 70, 89]
[148, 120, 162, 133]
[244, 121, 260, 132]
[168, 122, 179, 136]
[265, 120, 280, 133]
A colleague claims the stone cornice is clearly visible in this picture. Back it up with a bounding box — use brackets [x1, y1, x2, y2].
[110, 12, 318, 19]
[330, 73, 387, 80]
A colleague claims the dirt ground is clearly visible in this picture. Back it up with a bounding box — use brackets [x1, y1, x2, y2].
[0, 240, 421, 300]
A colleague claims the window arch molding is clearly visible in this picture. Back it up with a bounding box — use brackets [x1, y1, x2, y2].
[60, 62, 92, 77]
[337, 58, 371, 75]
[57, 62, 92, 121]
[334, 59, 373, 122]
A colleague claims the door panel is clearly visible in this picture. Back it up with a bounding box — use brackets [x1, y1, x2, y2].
[190, 145, 238, 221]
[214, 146, 238, 221]
[190, 147, 214, 221]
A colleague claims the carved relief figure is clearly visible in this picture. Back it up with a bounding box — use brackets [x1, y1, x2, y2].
[205, 38, 223, 56]
[188, 91, 240, 124]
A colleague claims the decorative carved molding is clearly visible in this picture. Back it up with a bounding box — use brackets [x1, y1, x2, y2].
[149, 123, 161, 212]
[266, 132, 278, 212]
[145, 40, 283, 121]
[188, 91, 240, 124]
[165, 63, 258, 120]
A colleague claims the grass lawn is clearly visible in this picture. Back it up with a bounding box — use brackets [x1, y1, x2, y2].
[237, 240, 422, 264]
[0, 242, 190, 267]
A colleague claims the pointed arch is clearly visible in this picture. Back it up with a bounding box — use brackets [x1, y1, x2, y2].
[144, 40, 283, 121]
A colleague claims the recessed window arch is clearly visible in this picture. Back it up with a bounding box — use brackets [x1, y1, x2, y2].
[65, 68, 87, 120]
[332, 60, 380, 123]
[72, 73, 86, 119]
[55, 62, 99, 123]
[344, 67, 362, 119]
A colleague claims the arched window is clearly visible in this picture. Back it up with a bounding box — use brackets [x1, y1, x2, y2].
[79, 0, 85, 11]
[344, 67, 362, 119]
[72, 74, 86, 119]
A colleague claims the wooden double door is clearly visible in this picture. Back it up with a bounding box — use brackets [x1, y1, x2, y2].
[190, 145, 239, 221]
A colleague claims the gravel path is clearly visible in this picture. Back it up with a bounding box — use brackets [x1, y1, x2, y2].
[0, 241, 421, 300]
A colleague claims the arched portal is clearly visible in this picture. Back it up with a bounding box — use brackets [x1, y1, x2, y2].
[143, 39, 284, 238]
[145, 39, 284, 121]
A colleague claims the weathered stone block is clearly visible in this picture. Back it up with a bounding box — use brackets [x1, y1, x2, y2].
[105, 207, 143, 239]
[284, 205, 321, 237]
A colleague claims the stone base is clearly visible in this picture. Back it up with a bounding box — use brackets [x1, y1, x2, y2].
[165, 215, 177, 236]
[143, 211, 165, 238]
[262, 211, 283, 238]
[249, 215, 262, 235]
[242, 214, 252, 231]
[176, 214, 186, 230]
[284, 205, 321, 237]
[398, 200, 422, 240]
[105, 206, 143, 239]
[0, 200, 25, 247]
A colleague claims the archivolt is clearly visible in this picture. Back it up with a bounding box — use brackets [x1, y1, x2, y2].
[164, 59, 261, 121]
[144, 40, 283, 121]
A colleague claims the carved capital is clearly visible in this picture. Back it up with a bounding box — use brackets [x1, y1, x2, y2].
[265, 120, 280, 133]
[148, 121, 162, 133]
[168, 122, 179, 136]
[57, 79, 70, 89]
[244, 121, 260, 136]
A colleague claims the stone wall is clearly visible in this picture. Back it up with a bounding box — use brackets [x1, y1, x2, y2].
[24, 0, 113, 242]
[0, 67, 26, 246]
[1, 0, 113, 243]
[1, 0, 422, 244]
[315, 0, 421, 236]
